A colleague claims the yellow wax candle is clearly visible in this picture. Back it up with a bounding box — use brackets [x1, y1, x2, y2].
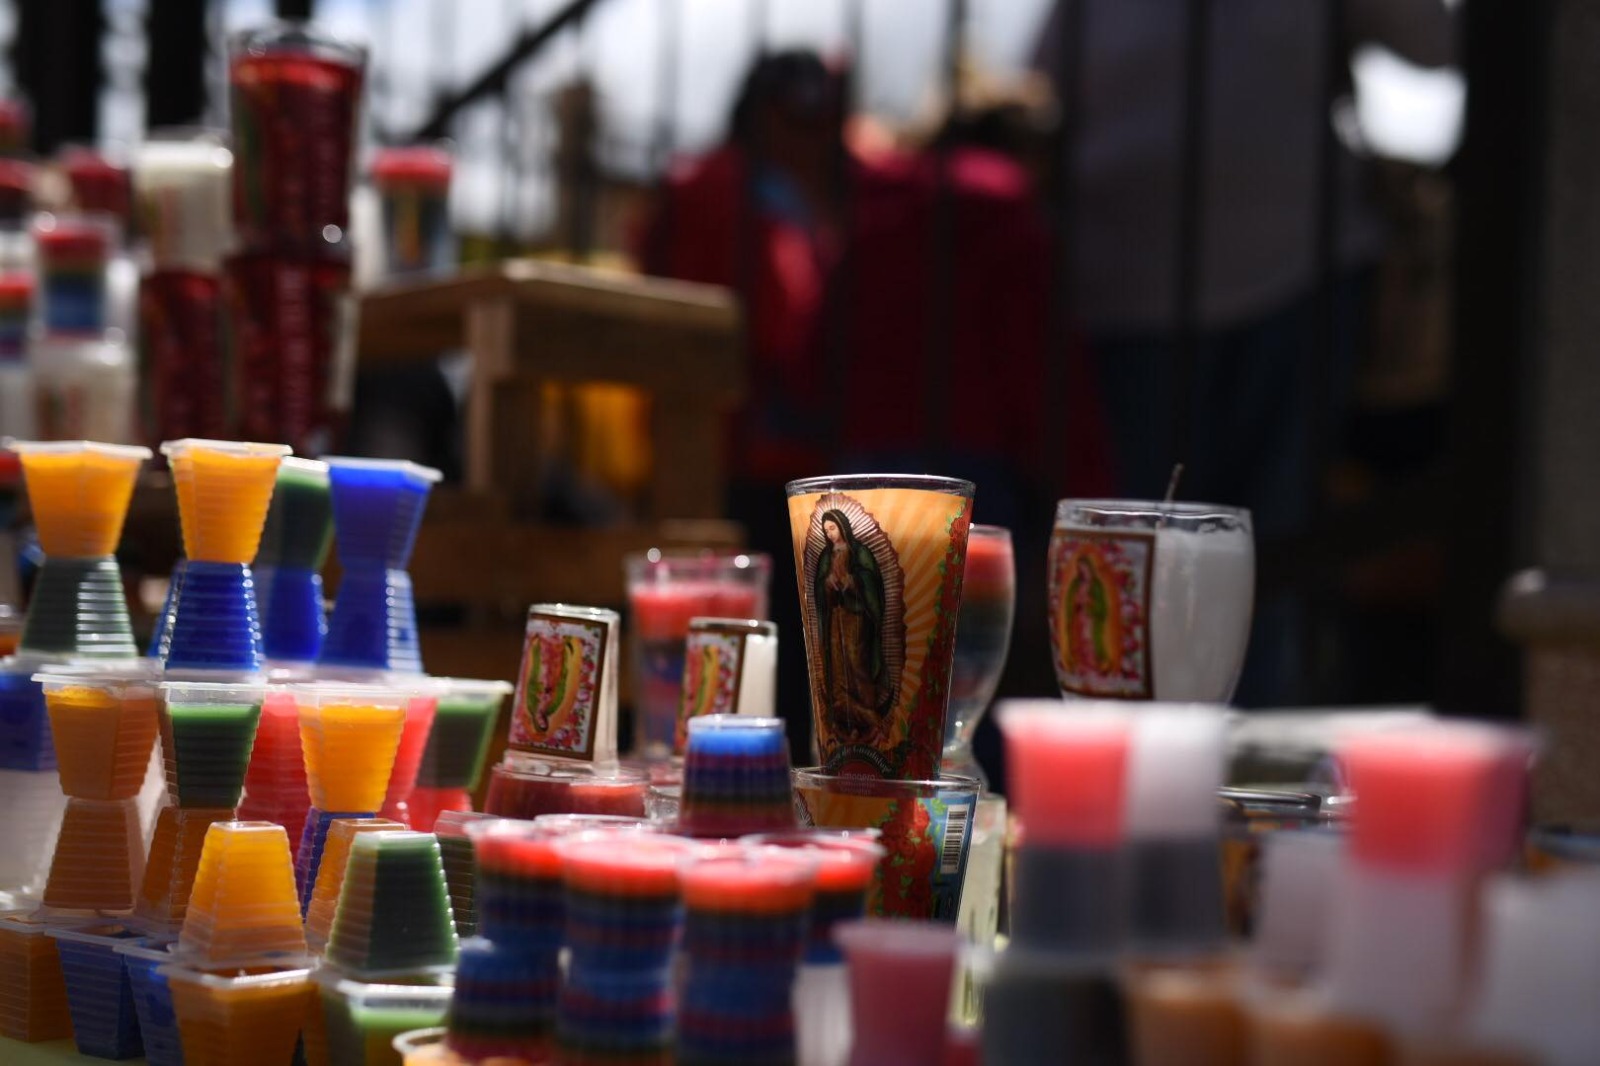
[7, 441, 150, 557]
[181, 821, 306, 964]
[297, 688, 408, 813]
[161, 439, 289, 564]
[41, 677, 160, 801]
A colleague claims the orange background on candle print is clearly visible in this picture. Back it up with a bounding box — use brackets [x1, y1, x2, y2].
[789, 487, 971, 777]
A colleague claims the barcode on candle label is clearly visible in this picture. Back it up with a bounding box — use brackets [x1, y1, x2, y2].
[940, 802, 972, 876]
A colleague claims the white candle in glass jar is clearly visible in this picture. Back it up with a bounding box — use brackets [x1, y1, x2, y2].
[1149, 524, 1255, 701]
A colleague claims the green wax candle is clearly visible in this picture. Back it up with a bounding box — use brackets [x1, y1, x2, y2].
[415, 695, 500, 790]
[435, 833, 477, 937]
[327, 831, 458, 978]
[321, 981, 451, 1066]
[161, 700, 263, 808]
[255, 459, 333, 570]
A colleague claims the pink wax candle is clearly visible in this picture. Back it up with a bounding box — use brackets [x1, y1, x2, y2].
[998, 701, 1130, 848]
[239, 690, 309, 831]
[835, 921, 960, 1066]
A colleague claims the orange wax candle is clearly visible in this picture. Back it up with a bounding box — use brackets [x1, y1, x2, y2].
[43, 797, 144, 911]
[7, 441, 150, 557]
[40, 674, 160, 800]
[296, 685, 408, 813]
[304, 817, 405, 950]
[164, 965, 312, 1066]
[162, 439, 288, 564]
[136, 805, 234, 929]
[0, 916, 75, 1042]
[180, 820, 306, 965]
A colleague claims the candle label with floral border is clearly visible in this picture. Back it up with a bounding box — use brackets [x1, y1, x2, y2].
[794, 781, 974, 922]
[674, 623, 752, 754]
[510, 611, 608, 761]
[1047, 528, 1154, 699]
[788, 488, 972, 779]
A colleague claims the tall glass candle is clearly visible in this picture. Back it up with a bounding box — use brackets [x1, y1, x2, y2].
[786, 475, 973, 779]
[943, 525, 1013, 786]
[1049, 500, 1253, 703]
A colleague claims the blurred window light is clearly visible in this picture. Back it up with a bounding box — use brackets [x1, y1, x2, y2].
[1351, 44, 1465, 167]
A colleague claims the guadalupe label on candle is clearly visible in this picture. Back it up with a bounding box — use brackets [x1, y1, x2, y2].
[1048, 529, 1154, 699]
[510, 611, 609, 761]
[788, 489, 971, 779]
[674, 624, 752, 754]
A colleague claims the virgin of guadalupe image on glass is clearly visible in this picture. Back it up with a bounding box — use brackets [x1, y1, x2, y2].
[798, 497, 908, 765]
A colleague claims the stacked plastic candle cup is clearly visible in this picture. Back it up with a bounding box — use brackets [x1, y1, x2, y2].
[158, 820, 312, 1066]
[433, 810, 496, 938]
[676, 845, 818, 1066]
[6, 441, 150, 661]
[557, 831, 702, 1064]
[159, 438, 290, 675]
[379, 682, 441, 827]
[236, 684, 313, 844]
[35, 668, 161, 918]
[292, 681, 407, 907]
[47, 923, 148, 1059]
[745, 831, 885, 1066]
[253, 457, 333, 666]
[678, 715, 795, 838]
[319, 458, 441, 676]
[0, 912, 78, 1043]
[408, 678, 512, 832]
[834, 921, 962, 1066]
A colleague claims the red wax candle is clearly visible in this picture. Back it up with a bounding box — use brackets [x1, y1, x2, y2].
[404, 786, 471, 833]
[472, 823, 565, 881]
[681, 847, 816, 914]
[482, 762, 647, 821]
[999, 702, 1131, 849]
[380, 693, 439, 826]
[239, 691, 309, 827]
[60, 147, 131, 221]
[630, 584, 762, 642]
[559, 833, 698, 897]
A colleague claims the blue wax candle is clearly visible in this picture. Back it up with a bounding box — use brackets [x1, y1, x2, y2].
[324, 458, 440, 569]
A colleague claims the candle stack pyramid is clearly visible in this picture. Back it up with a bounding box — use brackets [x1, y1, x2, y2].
[676, 846, 817, 1066]
[408, 678, 511, 832]
[677, 715, 795, 838]
[304, 817, 404, 952]
[159, 438, 289, 674]
[556, 831, 700, 1064]
[7, 441, 149, 661]
[36, 670, 161, 914]
[319, 458, 440, 675]
[253, 458, 333, 665]
[292, 682, 408, 906]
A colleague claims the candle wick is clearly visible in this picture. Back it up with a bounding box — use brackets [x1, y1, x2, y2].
[1160, 464, 1184, 523]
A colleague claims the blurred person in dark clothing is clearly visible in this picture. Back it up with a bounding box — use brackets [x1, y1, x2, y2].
[1032, 0, 1455, 705]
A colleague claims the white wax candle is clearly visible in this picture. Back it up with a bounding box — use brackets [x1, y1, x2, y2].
[1149, 525, 1254, 702]
[735, 630, 778, 718]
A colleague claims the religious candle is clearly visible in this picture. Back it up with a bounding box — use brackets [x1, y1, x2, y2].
[1049, 500, 1253, 703]
[785, 475, 974, 779]
[944, 524, 1014, 786]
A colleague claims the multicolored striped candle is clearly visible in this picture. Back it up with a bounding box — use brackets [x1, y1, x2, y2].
[677, 715, 794, 838]
[676, 845, 818, 1066]
[745, 831, 886, 966]
[557, 832, 702, 1064]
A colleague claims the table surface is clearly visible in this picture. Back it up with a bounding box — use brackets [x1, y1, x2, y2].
[1, 1038, 142, 1063]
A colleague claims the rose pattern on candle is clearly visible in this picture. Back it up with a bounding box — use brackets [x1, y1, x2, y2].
[789, 489, 971, 779]
[510, 613, 604, 759]
[673, 626, 747, 753]
[1047, 530, 1153, 699]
